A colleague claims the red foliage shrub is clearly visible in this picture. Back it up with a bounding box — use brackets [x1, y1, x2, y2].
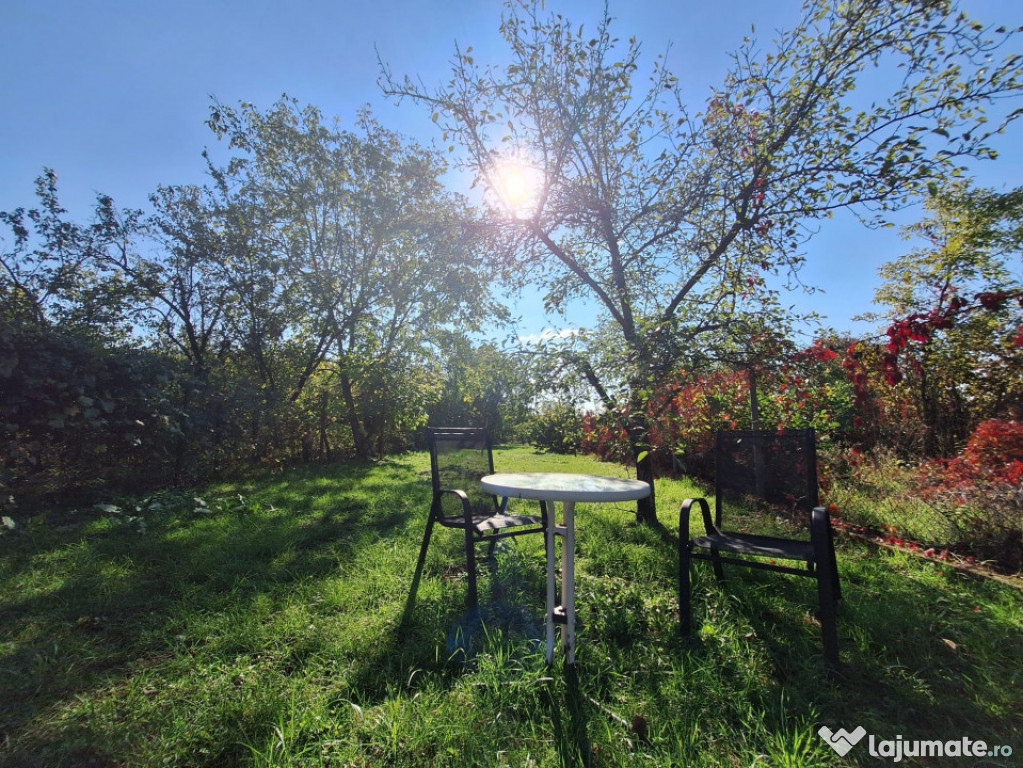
[579, 369, 749, 475]
[916, 419, 1023, 572]
[918, 419, 1023, 494]
[960, 419, 1023, 472]
[881, 288, 1023, 386]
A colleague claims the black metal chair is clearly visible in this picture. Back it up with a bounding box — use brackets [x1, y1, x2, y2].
[678, 428, 842, 668]
[408, 427, 548, 612]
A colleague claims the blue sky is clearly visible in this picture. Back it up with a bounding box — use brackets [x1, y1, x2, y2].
[2, 0, 1021, 342]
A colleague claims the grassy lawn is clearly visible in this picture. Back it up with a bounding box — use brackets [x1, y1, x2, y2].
[1, 447, 1020, 767]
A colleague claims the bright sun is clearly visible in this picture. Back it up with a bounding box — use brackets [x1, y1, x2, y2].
[491, 158, 543, 217]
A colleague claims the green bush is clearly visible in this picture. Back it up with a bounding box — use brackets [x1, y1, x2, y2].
[522, 402, 583, 454]
[0, 321, 186, 510]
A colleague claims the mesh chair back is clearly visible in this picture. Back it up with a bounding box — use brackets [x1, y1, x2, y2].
[715, 429, 819, 515]
[428, 428, 499, 518]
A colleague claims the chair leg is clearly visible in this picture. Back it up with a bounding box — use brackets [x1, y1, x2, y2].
[812, 507, 840, 669]
[710, 549, 725, 582]
[679, 542, 692, 635]
[403, 514, 436, 627]
[816, 566, 840, 671]
[464, 524, 479, 610]
[678, 500, 701, 635]
[828, 532, 842, 603]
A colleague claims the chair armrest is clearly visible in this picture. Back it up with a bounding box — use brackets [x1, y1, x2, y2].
[436, 487, 473, 522]
[680, 497, 713, 541]
[810, 505, 830, 537]
[810, 505, 834, 561]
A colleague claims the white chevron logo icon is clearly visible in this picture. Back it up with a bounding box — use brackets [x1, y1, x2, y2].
[819, 725, 868, 756]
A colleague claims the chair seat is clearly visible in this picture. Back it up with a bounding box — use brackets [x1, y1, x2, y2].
[439, 512, 545, 533]
[692, 531, 814, 562]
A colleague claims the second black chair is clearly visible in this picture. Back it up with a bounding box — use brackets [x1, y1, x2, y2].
[679, 429, 842, 668]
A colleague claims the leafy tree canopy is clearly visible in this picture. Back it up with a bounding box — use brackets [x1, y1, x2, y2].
[382, 0, 1023, 521]
[203, 96, 503, 458]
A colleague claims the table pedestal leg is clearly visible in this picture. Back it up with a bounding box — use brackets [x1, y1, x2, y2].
[544, 503, 558, 664]
[543, 499, 577, 665]
[562, 499, 576, 664]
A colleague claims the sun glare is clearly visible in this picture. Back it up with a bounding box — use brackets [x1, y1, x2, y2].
[491, 157, 543, 217]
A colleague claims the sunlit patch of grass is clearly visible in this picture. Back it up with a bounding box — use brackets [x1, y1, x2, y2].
[0, 447, 1020, 767]
[822, 446, 981, 546]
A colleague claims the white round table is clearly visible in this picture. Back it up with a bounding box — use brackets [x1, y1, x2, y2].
[481, 472, 651, 664]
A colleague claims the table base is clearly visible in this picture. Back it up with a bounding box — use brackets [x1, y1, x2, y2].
[545, 499, 576, 664]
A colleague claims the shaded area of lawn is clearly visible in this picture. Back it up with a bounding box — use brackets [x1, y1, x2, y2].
[0, 459, 437, 766]
[0, 448, 1020, 767]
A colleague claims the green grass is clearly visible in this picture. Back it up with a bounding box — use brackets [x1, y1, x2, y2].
[1, 447, 1020, 767]
[821, 447, 959, 544]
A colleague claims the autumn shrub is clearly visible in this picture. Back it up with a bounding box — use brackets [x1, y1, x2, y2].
[915, 419, 1023, 571]
[574, 342, 859, 480]
[577, 370, 751, 476]
[578, 411, 630, 463]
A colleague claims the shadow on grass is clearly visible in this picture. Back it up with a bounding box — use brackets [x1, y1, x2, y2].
[0, 459, 430, 767]
[552, 665, 598, 768]
[680, 537, 1022, 751]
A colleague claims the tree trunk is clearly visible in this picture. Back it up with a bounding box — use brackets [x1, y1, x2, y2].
[317, 390, 333, 461]
[626, 407, 658, 524]
[338, 371, 373, 460]
[748, 366, 761, 430]
[634, 449, 658, 524]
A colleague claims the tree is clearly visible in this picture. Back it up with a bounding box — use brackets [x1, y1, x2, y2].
[427, 338, 536, 442]
[205, 97, 502, 460]
[382, 0, 1023, 522]
[141, 183, 237, 373]
[862, 183, 1023, 454]
[1, 170, 146, 341]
